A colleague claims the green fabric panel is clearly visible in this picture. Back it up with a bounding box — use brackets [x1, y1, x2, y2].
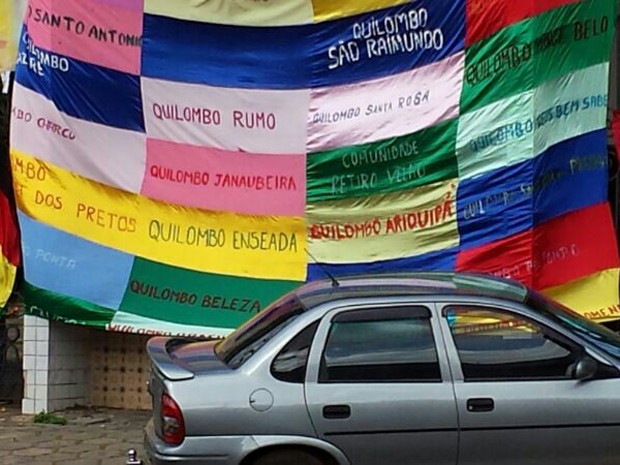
[307, 119, 458, 202]
[462, 0, 615, 112]
[24, 282, 115, 329]
[119, 257, 300, 329]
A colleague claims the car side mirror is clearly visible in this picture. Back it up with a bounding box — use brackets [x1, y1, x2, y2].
[574, 357, 598, 381]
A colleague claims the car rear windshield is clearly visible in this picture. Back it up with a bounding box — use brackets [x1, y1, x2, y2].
[214, 295, 306, 369]
[527, 290, 620, 359]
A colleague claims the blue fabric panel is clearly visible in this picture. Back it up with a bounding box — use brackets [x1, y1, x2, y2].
[15, 28, 144, 132]
[18, 211, 134, 310]
[310, 0, 465, 87]
[533, 130, 608, 225]
[142, 0, 464, 89]
[457, 159, 533, 249]
[307, 246, 458, 281]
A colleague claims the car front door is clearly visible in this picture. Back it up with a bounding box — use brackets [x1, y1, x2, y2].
[438, 302, 620, 465]
[304, 302, 458, 465]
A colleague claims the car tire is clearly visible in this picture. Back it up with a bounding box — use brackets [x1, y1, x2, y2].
[253, 448, 327, 465]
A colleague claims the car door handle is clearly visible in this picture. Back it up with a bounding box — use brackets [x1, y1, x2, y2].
[467, 398, 495, 413]
[323, 405, 351, 419]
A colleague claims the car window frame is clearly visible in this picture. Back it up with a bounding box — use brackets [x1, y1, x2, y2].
[437, 300, 592, 383]
[304, 299, 450, 386]
[215, 295, 306, 369]
[270, 320, 320, 384]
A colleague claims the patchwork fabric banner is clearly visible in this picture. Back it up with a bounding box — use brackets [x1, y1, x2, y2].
[9, 0, 620, 335]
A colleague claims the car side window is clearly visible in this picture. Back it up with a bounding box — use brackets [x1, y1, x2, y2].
[445, 306, 582, 382]
[271, 321, 320, 383]
[319, 306, 441, 384]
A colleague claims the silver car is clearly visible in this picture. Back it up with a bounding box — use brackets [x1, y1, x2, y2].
[142, 272, 620, 465]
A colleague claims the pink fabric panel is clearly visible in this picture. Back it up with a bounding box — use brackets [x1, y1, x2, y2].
[93, 0, 143, 11]
[25, 0, 142, 74]
[308, 52, 464, 152]
[142, 139, 306, 216]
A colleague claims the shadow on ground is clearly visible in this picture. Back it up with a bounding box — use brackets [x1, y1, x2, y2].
[0, 404, 150, 465]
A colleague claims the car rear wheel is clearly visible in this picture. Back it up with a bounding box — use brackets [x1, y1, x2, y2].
[253, 448, 327, 465]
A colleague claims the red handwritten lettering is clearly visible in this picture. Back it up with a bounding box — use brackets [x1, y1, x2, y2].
[232, 110, 276, 130]
[36, 117, 76, 140]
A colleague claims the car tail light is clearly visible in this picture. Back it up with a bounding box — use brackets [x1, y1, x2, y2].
[161, 393, 185, 446]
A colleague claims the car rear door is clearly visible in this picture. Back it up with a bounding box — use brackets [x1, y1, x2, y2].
[437, 302, 620, 465]
[304, 302, 458, 465]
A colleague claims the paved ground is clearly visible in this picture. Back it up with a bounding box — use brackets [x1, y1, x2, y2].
[0, 405, 150, 465]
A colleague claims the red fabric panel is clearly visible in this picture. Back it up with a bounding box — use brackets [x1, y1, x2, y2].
[612, 110, 620, 163]
[456, 229, 534, 287]
[0, 189, 20, 267]
[533, 202, 619, 289]
[466, 0, 581, 45]
[456, 203, 619, 291]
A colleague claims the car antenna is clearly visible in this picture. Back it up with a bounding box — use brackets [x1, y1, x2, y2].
[305, 248, 340, 288]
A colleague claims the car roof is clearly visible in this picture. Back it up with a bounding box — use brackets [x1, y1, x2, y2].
[295, 272, 528, 309]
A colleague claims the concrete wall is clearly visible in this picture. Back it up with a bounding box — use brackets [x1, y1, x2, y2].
[22, 316, 91, 413]
[21, 316, 151, 413]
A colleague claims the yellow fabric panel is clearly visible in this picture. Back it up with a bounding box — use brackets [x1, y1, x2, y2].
[145, 0, 314, 26]
[307, 179, 459, 263]
[11, 150, 307, 281]
[542, 268, 620, 323]
[0, 248, 16, 308]
[0, 0, 15, 72]
[312, 0, 411, 22]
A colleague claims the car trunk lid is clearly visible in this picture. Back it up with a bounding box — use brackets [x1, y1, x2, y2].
[147, 336, 230, 440]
